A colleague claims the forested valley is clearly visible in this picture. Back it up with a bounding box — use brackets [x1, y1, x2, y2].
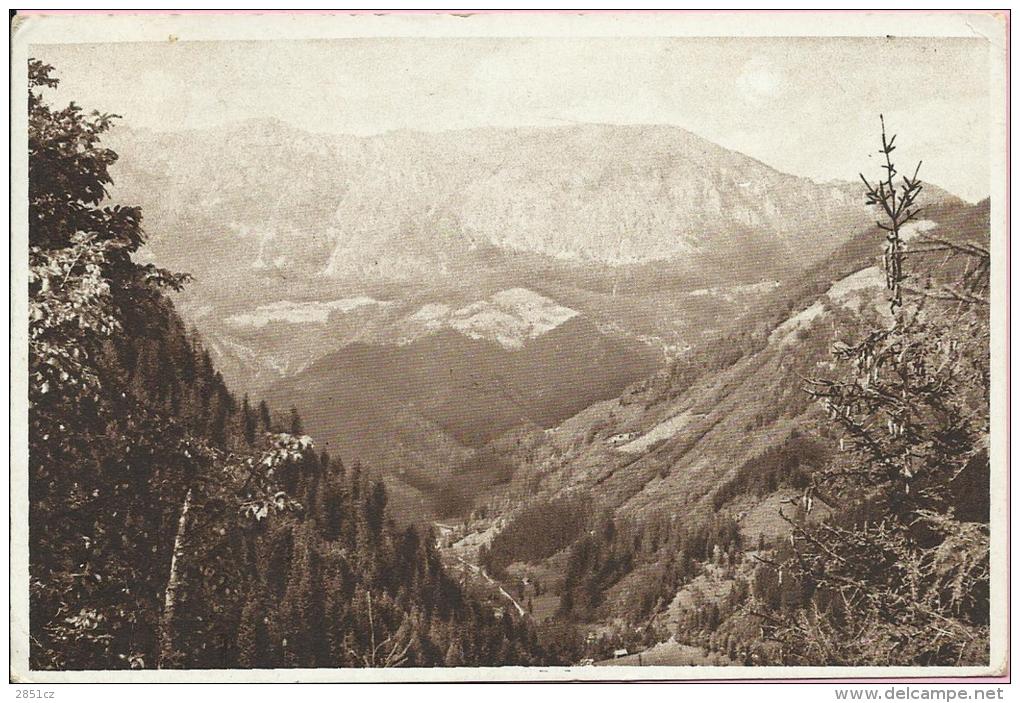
[26, 56, 992, 672]
[27, 60, 543, 670]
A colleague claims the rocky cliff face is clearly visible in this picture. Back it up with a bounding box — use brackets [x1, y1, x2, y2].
[108, 120, 881, 294]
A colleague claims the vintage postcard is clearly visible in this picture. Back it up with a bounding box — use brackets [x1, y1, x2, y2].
[9, 10, 1009, 683]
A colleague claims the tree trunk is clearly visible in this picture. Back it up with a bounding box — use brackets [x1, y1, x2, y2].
[158, 487, 193, 669]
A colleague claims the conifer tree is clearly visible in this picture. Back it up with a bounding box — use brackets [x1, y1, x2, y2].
[258, 399, 272, 433]
[289, 406, 304, 436]
[241, 394, 257, 445]
[762, 119, 990, 666]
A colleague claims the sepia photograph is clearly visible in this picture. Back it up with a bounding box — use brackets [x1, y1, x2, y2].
[9, 10, 1009, 684]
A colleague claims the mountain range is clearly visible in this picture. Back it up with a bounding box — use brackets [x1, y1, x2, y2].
[103, 119, 962, 520]
[108, 120, 880, 285]
[104, 120, 960, 390]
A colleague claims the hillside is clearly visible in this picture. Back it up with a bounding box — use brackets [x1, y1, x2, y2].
[265, 311, 661, 521]
[451, 199, 990, 664]
[27, 59, 545, 671]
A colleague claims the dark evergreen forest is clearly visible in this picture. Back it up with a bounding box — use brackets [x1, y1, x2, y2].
[27, 59, 543, 670]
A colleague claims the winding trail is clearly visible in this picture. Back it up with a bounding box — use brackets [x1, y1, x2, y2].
[454, 555, 527, 617]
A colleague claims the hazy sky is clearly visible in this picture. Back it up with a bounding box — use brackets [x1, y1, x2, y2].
[32, 37, 992, 201]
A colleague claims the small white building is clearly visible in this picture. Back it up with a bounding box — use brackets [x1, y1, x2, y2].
[607, 432, 640, 447]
